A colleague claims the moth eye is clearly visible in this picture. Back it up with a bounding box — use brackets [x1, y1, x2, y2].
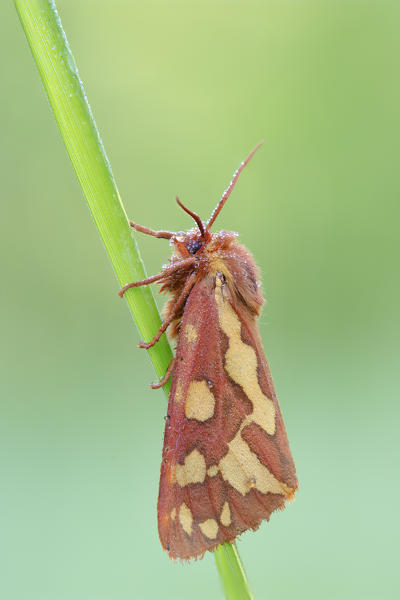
[188, 240, 202, 254]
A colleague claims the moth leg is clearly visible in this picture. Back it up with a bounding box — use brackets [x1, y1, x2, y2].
[129, 221, 174, 240]
[138, 272, 197, 350]
[150, 358, 176, 389]
[118, 256, 196, 297]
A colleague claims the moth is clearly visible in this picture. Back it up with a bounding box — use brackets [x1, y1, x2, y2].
[120, 143, 298, 560]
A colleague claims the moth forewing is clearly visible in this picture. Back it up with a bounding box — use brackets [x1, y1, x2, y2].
[158, 269, 297, 560]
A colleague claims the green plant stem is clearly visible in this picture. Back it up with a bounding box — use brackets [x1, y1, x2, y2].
[214, 543, 254, 600]
[14, 1, 253, 598]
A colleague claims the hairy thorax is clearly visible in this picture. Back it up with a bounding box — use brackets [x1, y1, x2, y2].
[163, 229, 264, 339]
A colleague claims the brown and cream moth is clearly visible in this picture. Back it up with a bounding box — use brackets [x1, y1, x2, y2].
[120, 143, 298, 559]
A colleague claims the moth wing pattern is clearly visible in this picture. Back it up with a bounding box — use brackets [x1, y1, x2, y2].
[158, 273, 297, 560]
[119, 143, 298, 560]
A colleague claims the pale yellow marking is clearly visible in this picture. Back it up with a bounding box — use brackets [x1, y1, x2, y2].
[209, 257, 234, 286]
[214, 279, 293, 499]
[176, 449, 206, 486]
[199, 518, 219, 539]
[207, 465, 219, 477]
[215, 279, 275, 436]
[219, 435, 285, 496]
[175, 380, 184, 404]
[179, 503, 193, 536]
[184, 324, 198, 343]
[171, 507, 176, 521]
[220, 502, 231, 527]
[185, 380, 216, 421]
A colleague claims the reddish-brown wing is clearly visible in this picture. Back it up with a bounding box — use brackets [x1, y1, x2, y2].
[158, 274, 297, 560]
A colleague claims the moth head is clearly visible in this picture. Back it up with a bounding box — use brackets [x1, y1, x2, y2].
[186, 235, 204, 255]
[173, 227, 207, 256]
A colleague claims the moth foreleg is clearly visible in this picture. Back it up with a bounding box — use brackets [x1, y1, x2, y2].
[129, 221, 174, 240]
[118, 257, 196, 298]
[138, 272, 197, 350]
[150, 358, 176, 389]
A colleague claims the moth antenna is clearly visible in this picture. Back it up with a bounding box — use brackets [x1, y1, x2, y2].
[206, 141, 264, 231]
[176, 197, 206, 237]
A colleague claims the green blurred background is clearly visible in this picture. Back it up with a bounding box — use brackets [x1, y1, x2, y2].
[1, 1, 399, 598]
